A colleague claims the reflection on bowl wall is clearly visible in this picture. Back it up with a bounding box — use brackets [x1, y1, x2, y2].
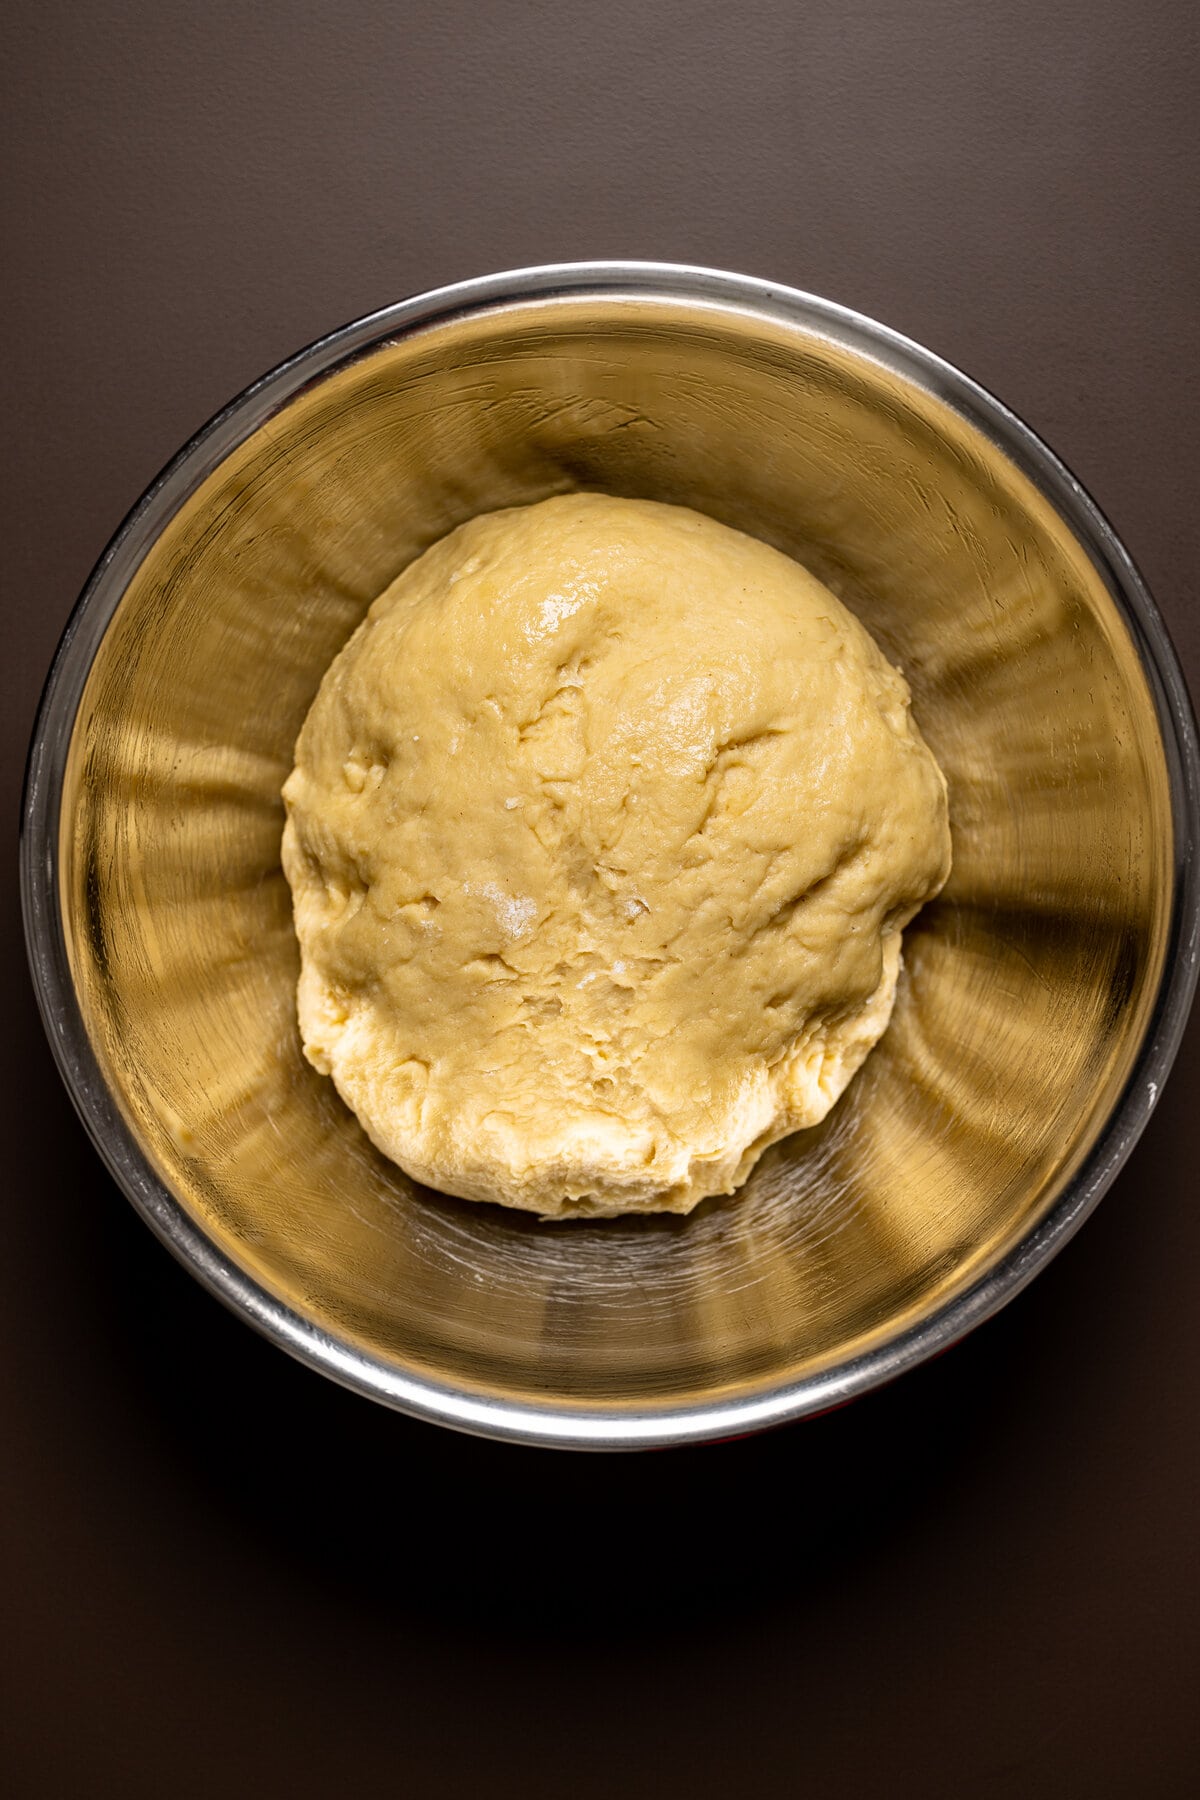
[23, 265, 1199, 1447]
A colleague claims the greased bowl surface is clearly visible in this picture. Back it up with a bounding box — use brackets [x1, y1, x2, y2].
[21, 264, 1200, 1448]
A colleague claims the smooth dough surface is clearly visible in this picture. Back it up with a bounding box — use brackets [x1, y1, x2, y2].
[282, 495, 951, 1217]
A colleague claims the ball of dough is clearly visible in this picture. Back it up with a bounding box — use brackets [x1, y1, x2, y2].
[282, 495, 950, 1218]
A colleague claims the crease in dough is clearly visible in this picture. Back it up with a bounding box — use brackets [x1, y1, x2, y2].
[282, 494, 951, 1217]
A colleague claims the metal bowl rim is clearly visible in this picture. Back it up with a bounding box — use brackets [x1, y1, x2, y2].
[20, 260, 1200, 1450]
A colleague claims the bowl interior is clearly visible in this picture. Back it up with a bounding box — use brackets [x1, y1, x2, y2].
[56, 284, 1173, 1429]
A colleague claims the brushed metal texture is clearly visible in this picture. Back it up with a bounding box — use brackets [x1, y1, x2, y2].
[21, 263, 1200, 1447]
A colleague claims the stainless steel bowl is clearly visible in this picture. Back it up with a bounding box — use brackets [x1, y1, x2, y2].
[21, 263, 1200, 1448]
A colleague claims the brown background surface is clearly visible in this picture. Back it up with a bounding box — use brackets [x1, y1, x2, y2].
[3, 4, 1199, 1795]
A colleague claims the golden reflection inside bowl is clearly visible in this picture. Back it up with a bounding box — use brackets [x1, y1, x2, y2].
[59, 293, 1172, 1415]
